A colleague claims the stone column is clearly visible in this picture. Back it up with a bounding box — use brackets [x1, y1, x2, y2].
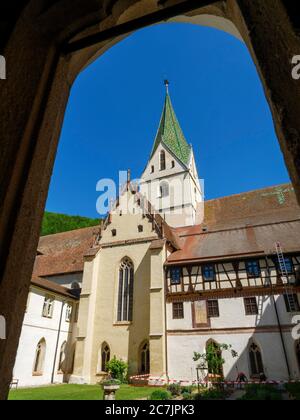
[229, 0, 300, 202]
[149, 247, 167, 382]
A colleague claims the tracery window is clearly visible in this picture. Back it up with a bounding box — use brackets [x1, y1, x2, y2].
[101, 343, 111, 372]
[140, 341, 150, 375]
[249, 342, 264, 377]
[117, 258, 134, 322]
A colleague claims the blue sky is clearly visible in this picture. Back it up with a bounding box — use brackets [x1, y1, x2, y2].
[46, 23, 290, 218]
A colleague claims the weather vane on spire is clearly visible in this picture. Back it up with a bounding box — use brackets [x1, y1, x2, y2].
[164, 79, 170, 94]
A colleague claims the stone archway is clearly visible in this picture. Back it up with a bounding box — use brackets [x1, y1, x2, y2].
[1, 0, 300, 400]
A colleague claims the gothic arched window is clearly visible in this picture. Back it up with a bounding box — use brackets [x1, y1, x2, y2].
[140, 341, 150, 375]
[160, 150, 166, 171]
[58, 341, 67, 373]
[117, 258, 134, 322]
[249, 342, 264, 377]
[33, 338, 46, 375]
[101, 342, 111, 372]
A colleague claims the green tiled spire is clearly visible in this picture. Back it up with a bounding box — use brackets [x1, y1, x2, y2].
[150, 84, 191, 166]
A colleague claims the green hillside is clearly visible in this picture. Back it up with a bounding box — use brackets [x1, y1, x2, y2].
[41, 212, 100, 236]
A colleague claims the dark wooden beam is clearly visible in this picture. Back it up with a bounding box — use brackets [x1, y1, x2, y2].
[166, 285, 300, 302]
[63, 0, 217, 54]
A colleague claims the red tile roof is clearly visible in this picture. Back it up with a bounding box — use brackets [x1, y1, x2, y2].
[168, 184, 300, 264]
[33, 226, 99, 277]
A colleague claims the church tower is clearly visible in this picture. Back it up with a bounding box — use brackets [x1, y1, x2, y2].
[140, 81, 203, 227]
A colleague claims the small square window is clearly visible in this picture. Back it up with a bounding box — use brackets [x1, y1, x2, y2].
[66, 303, 73, 323]
[173, 302, 184, 319]
[170, 267, 181, 285]
[207, 300, 220, 318]
[112, 229, 117, 237]
[42, 295, 55, 319]
[283, 257, 293, 275]
[244, 298, 258, 316]
[246, 260, 261, 277]
[284, 294, 300, 313]
[276, 257, 294, 275]
[138, 225, 143, 233]
[202, 265, 215, 282]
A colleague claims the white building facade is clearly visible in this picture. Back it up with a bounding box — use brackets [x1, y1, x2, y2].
[13, 278, 79, 388]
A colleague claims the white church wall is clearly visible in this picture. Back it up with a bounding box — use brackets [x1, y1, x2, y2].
[141, 143, 184, 182]
[140, 143, 202, 227]
[166, 295, 300, 382]
[166, 296, 289, 331]
[13, 287, 76, 387]
[167, 331, 294, 383]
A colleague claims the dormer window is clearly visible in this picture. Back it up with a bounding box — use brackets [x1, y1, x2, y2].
[245, 260, 261, 278]
[160, 150, 166, 171]
[170, 267, 181, 285]
[202, 264, 216, 282]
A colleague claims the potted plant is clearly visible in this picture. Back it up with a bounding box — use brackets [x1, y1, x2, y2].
[102, 378, 121, 400]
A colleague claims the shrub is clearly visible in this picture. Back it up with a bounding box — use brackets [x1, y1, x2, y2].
[240, 385, 282, 401]
[101, 379, 121, 386]
[106, 357, 128, 383]
[182, 392, 193, 400]
[150, 390, 171, 401]
[167, 383, 181, 397]
[181, 386, 193, 395]
[193, 388, 228, 400]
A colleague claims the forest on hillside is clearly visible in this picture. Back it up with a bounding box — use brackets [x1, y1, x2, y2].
[41, 212, 100, 236]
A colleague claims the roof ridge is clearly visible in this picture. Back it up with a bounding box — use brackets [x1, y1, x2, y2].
[176, 217, 300, 238]
[205, 183, 293, 203]
[40, 224, 99, 239]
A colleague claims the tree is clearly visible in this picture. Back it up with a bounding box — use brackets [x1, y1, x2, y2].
[193, 342, 238, 378]
[106, 357, 128, 383]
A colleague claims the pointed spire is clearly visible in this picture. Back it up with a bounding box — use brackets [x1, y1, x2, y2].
[164, 79, 169, 95]
[150, 82, 191, 166]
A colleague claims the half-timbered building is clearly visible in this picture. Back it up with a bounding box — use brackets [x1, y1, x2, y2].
[165, 186, 300, 382]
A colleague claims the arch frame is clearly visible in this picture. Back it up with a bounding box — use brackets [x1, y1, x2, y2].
[138, 339, 150, 375]
[97, 341, 111, 374]
[247, 339, 265, 379]
[33, 338, 47, 376]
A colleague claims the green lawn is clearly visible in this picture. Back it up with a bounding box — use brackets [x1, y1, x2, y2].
[9, 384, 165, 401]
